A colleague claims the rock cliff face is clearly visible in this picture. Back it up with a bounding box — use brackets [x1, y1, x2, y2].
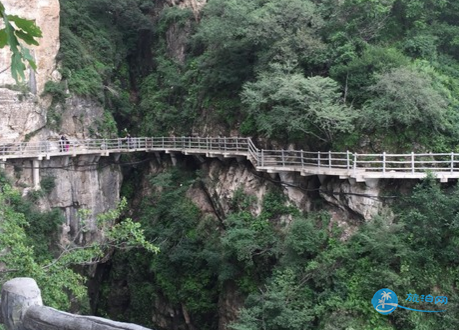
[2, 156, 122, 244]
[0, 0, 60, 95]
[166, 0, 207, 17]
[0, 1, 390, 329]
[0, 0, 120, 245]
[103, 155, 381, 330]
[0, 0, 60, 141]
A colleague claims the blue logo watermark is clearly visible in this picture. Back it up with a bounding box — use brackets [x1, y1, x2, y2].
[372, 289, 398, 314]
[372, 288, 447, 314]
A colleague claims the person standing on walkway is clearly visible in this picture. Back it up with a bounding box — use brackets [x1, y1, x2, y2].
[60, 134, 66, 152]
[65, 137, 70, 152]
[126, 133, 132, 149]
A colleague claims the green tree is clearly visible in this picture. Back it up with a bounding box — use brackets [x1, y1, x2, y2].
[0, 1, 42, 81]
[0, 183, 157, 310]
[194, 0, 324, 91]
[242, 65, 357, 143]
[230, 268, 314, 330]
[361, 66, 450, 134]
[330, 45, 410, 106]
[321, 0, 396, 42]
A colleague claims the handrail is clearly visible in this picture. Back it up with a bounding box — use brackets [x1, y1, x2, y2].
[1, 136, 459, 176]
[1, 278, 152, 330]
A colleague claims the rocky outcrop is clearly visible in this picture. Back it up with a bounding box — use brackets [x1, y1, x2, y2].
[2, 156, 122, 244]
[0, 0, 60, 96]
[0, 91, 46, 140]
[217, 281, 244, 330]
[164, 0, 207, 64]
[166, 0, 207, 17]
[53, 97, 109, 140]
[319, 177, 382, 221]
[202, 159, 270, 216]
[0, 1, 120, 242]
[0, 0, 60, 141]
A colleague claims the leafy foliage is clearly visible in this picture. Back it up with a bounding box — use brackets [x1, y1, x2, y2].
[51, 1, 459, 329]
[231, 178, 459, 330]
[242, 66, 357, 143]
[361, 67, 450, 133]
[194, 0, 323, 92]
[0, 1, 42, 82]
[0, 179, 157, 311]
[329, 45, 410, 106]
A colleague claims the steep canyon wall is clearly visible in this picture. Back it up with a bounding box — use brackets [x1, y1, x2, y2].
[0, 0, 121, 243]
[99, 154, 387, 330]
[0, 1, 392, 329]
[0, 0, 60, 140]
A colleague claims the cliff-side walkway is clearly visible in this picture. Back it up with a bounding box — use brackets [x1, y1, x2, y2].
[1, 136, 458, 184]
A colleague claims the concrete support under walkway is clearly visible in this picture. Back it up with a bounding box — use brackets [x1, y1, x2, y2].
[170, 153, 177, 166]
[32, 159, 40, 190]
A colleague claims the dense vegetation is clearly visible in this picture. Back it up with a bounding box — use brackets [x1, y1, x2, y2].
[57, 0, 459, 151]
[98, 168, 459, 330]
[0, 171, 157, 312]
[6, 0, 457, 329]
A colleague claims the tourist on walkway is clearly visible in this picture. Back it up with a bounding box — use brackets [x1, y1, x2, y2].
[65, 137, 70, 152]
[60, 135, 66, 152]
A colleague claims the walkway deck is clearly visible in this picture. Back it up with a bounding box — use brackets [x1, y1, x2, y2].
[1, 136, 459, 182]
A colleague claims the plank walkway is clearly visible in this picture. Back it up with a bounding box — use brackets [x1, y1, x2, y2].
[1, 136, 459, 182]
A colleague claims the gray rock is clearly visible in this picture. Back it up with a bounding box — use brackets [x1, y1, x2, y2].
[23, 306, 153, 330]
[1, 278, 154, 330]
[1, 278, 43, 330]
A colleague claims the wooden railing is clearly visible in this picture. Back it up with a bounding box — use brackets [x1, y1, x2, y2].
[1, 137, 459, 175]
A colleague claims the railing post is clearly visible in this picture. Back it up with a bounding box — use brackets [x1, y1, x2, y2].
[261, 149, 264, 167]
[451, 152, 454, 173]
[281, 149, 285, 166]
[1, 278, 43, 330]
[236, 138, 239, 151]
[411, 152, 415, 174]
[353, 153, 357, 175]
[318, 151, 321, 168]
[383, 152, 386, 173]
[301, 150, 304, 169]
[346, 150, 350, 170]
[328, 151, 331, 168]
[162, 136, 165, 149]
[224, 137, 227, 151]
